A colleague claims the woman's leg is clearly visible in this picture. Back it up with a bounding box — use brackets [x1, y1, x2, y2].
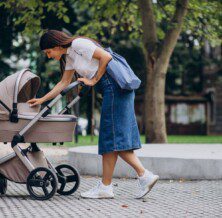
[118, 150, 159, 199]
[80, 151, 118, 198]
[118, 150, 145, 176]
[102, 151, 118, 185]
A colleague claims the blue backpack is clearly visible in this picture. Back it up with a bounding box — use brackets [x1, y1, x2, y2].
[105, 47, 141, 90]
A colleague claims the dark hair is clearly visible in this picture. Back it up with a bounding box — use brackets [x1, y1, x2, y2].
[39, 30, 74, 74]
[39, 30, 101, 75]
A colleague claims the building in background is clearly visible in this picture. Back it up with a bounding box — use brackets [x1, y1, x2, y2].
[135, 43, 222, 135]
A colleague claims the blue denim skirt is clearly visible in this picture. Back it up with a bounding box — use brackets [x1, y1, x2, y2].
[94, 73, 141, 155]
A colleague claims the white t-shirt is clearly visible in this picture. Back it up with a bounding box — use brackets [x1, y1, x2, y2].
[65, 38, 99, 79]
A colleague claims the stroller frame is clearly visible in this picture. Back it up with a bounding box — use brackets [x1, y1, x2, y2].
[0, 69, 84, 200]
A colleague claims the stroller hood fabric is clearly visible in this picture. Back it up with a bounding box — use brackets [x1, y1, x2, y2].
[0, 69, 40, 114]
[0, 68, 77, 143]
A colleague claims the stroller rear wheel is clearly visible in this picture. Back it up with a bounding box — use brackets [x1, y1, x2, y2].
[0, 175, 7, 195]
[55, 164, 80, 195]
[27, 167, 58, 200]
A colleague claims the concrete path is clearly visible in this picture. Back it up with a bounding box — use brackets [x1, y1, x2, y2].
[0, 177, 222, 217]
[69, 144, 222, 179]
[0, 143, 222, 217]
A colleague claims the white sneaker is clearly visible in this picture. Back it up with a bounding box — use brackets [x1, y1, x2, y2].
[81, 181, 114, 199]
[135, 169, 159, 199]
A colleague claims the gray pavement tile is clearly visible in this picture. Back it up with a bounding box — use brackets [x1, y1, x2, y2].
[0, 177, 222, 217]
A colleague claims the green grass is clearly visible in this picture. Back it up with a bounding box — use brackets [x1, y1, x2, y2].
[168, 135, 222, 143]
[42, 135, 222, 147]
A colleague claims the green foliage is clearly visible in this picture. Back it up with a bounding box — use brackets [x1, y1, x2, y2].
[0, 0, 80, 80]
[0, 0, 69, 37]
[0, 0, 221, 96]
[1, 0, 220, 48]
[183, 0, 222, 46]
[67, 0, 141, 44]
[70, 0, 221, 46]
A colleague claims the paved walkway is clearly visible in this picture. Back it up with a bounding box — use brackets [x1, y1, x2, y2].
[0, 143, 222, 217]
[0, 178, 222, 217]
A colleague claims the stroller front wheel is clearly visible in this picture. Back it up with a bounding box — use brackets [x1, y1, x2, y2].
[55, 164, 80, 195]
[27, 167, 58, 200]
[0, 175, 7, 195]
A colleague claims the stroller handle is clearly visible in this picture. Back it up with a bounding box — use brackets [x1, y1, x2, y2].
[17, 80, 84, 138]
[61, 81, 83, 96]
[59, 85, 91, 115]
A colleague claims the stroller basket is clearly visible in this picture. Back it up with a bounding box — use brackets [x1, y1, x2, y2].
[0, 151, 48, 183]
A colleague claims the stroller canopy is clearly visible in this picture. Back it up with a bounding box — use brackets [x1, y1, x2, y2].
[0, 69, 40, 113]
[0, 68, 77, 143]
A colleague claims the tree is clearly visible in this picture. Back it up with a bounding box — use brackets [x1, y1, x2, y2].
[138, 0, 221, 142]
[138, 0, 189, 142]
[0, 0, 221, 142]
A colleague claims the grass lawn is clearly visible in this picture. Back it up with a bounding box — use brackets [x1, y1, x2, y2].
[42, 135, 222, 147]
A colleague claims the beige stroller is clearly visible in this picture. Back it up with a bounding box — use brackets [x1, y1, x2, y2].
[0, 69, 82, 200]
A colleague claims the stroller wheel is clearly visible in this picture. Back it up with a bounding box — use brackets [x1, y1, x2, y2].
[27, 167, 58, 201]
[0, 175, 7, 195]
[55, 164, 80, 195]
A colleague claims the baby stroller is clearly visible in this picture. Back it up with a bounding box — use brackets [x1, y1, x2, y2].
[0, 68, 83, 200]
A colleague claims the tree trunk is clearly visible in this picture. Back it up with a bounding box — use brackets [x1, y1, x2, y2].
[152, 59, 168, 142]
[144, 55, 168, 143]
[144, 53, 156, 143]
[138, 0, 158, 143]
[139, 0, 189, 143]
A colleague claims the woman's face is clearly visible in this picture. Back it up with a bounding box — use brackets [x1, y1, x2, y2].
[44, 47, 63, 61]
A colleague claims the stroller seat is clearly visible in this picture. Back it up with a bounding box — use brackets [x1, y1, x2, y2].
[0, 69, 77, 143]
[0, 110, 77, 143]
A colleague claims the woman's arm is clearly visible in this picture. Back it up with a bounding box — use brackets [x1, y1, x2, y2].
[77, 47, 112, 86]
[28, 69, 75, 107]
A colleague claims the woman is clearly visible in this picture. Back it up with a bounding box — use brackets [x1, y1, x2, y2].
[28, 30, 159, 199]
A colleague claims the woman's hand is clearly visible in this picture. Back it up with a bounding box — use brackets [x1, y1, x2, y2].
[77, 77, 96, 86]
[27, 98, 44, 107]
